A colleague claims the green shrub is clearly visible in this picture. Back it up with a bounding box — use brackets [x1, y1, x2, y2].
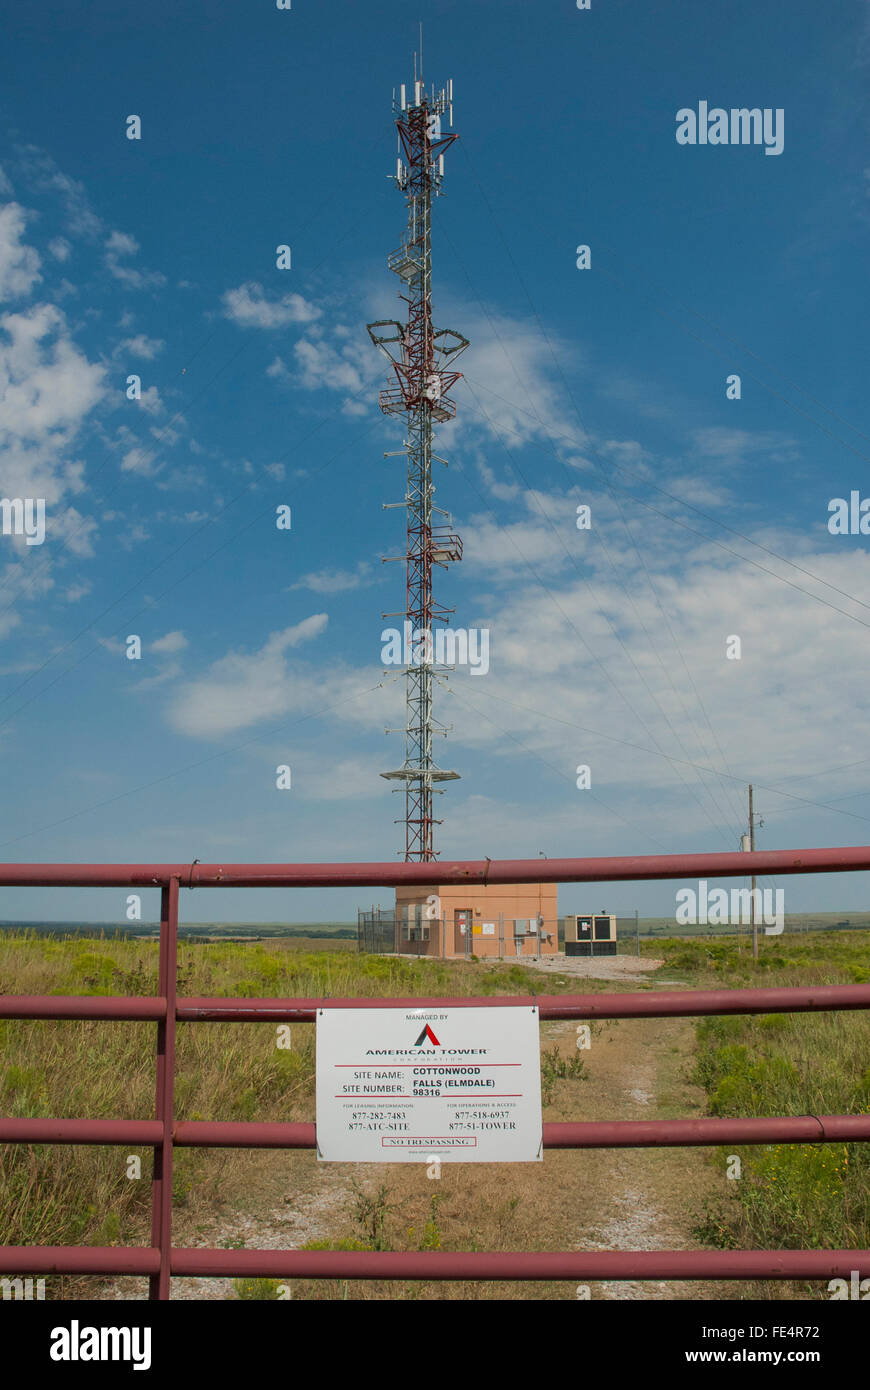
[234, 1277, 285, 1299]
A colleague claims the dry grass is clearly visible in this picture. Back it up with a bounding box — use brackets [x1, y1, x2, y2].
[0, 931, 594, 1299]
[8, 928, 865, 1302]
[650, 932, 870, 1298]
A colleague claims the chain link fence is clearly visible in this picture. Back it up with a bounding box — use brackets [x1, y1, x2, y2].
[357, 907, 559, 958]
[358, 908, 868, 957]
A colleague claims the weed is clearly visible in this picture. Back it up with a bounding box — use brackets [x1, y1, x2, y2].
[233, 1277, 284, 1299]
[417, 1194, 443, 1251]
[349, 1180, 394, 1251]
[540, 1043, 586, 1105]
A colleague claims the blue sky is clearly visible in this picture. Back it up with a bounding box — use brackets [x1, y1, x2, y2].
[2, 0, 870, 924]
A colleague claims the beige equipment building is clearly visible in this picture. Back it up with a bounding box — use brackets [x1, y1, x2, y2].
[388, 881, 559, 958]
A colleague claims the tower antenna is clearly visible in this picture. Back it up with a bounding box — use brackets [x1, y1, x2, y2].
[367, 69, 468, 861]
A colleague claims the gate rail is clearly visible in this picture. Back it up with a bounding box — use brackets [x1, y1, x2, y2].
[2, 847, 870, 1298]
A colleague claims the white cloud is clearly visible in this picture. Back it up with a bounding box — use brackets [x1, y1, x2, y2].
[117, 521, 150, 547]
[460, 508, 572, 579]
[120, 333, 164, 359]
[0, 202, 109, 629]
[691, 427, 798, 465]
[128, 662, 183, 692]
[289, 754, 393, 801]
[282, 321, 385, 415]
[662, 473, 731, 509]
[137, 385, 163, 415]
[107, 230, 137, 258]
[52, 506, 98, 558]
[166, 615, 329, 738]
[32, 158, 101, 239]
[600, 439, 649, 466]
[453, 310, 585, 450]
[291, 562, 373, 594]
[48, 237, 71, 262]
[156, 463, 206, 491]
[435, 522, 870, 839]
[63, 580, 92, 602]
[105, 230, 166, 290]
[152, 630, 188, 654]
[120, 446, 158, 475]
[0, 203, 42, 300]
[0, 302, 105, 453]
[477, 458, 523, 503]
[294, 334, 367, 395]
[223, 282, 320, 329]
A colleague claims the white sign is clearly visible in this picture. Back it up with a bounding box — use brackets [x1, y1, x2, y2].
[482, 922, 495, 936]
[316, 1006, 542, 1163]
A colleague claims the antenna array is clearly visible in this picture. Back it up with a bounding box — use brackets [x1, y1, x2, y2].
[368, 71, 468, 861]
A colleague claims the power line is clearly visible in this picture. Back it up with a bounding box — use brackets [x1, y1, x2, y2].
[589, 237, 870, 447]
[452, 143, 870, 637]
[449, 429, 747, 848]
[457, 377, 743, 845]
[435, 212, 743, 841]
[439, 174, 749, 836]
[0, 673, 404, 851]
[458, 381, 870, 634]
[454, 681, 870, 828]
[594, 260, 870, 465]
[445, 682, 672, 853]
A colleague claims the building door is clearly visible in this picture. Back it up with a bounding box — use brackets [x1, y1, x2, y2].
[454, 909, 471, 955]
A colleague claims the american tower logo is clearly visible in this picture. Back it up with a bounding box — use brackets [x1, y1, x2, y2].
[414, 1023, 441, 1046]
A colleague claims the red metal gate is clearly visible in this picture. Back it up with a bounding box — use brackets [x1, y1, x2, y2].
[2, 849, 870, 1298]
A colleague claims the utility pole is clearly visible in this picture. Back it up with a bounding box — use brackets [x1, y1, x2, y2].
[369, 66, 468, 862]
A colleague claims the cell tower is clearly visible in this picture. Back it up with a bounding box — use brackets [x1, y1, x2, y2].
[367, 65, 469, 862]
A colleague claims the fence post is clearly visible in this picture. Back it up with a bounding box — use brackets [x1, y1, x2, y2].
[149, 876, 179, 1300]
[636, 909, 639, 957]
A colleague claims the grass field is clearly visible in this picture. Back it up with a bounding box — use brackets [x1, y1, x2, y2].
[0, 930, 595, 1298]
[639, 931, 870, 1296]
[0, 921, 359, 942]
[623, 912, 870, 941]
[1, 927, 868, 1300]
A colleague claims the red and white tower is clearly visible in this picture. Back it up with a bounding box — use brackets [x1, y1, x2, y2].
[368, 69, 468, 862]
